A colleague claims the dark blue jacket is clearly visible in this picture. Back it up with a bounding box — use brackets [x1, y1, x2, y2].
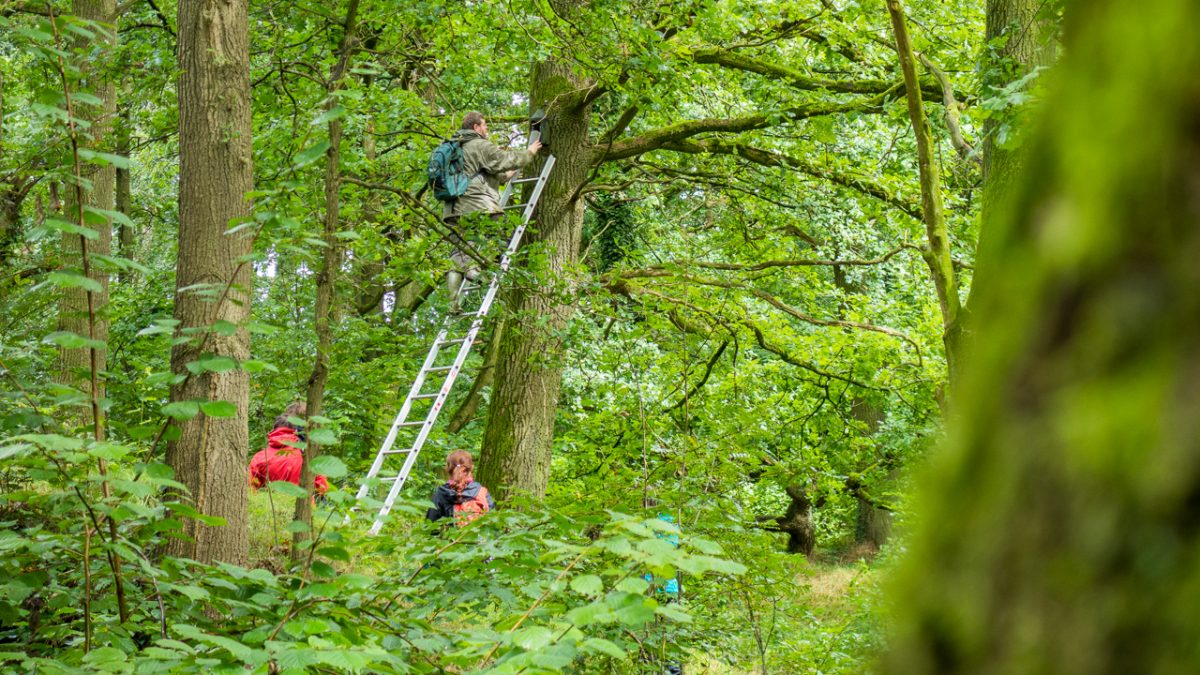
[426, 481, 495, 522]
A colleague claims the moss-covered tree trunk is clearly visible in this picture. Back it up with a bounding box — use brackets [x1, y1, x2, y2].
[166, 0, 253, 565]
[885, 1, 1200, 671]
[477, 57, 591, 500]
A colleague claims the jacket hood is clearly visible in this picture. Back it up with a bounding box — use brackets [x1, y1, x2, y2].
[435, 481, 484, 501]
[267, 427, 301, 453]
[450, 129, 484, 143]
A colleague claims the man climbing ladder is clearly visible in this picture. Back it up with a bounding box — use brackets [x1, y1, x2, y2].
[349, 143, 555, 535]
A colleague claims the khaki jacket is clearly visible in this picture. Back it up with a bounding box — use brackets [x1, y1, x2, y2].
[441, 130, 537, 220]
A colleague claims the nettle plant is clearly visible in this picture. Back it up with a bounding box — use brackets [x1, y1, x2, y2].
[1, 449, 745, 673]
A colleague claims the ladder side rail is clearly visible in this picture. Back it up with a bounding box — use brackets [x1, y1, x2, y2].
[361, 156, 556, 533]
[369, 315, 490, 533]
[377, 328, 448, 457]
[348, 333, 448, 514]
[521, 156, 554, 224]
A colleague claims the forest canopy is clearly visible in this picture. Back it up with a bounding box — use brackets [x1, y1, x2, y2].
[3, 0, 1197, 672]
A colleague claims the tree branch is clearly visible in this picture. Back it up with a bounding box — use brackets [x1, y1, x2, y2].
[917, 52, 975, 162]
[598, 92, 894, 162]
[664, 340, 729, 411]
[691, 47, 942, 98]
[658, 138, 923, 220]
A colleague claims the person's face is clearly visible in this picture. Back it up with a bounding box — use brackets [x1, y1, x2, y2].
[473, 118, 489, 137]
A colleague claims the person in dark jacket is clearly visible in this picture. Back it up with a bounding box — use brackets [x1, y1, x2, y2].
[426, 450, 495, 525]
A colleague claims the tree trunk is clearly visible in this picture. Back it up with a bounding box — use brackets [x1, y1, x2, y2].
[777, 485, 815, 557]
[56, 0, 116, 426]
[885, 1, 1200, 671]
[981, 0, 1055, 213]
[477, 57, 592, 500]
[850, 397, 892, 550]
[886, 0, 963, 383]
[166, 0, 253, 565]
[294, 0, 359, 557]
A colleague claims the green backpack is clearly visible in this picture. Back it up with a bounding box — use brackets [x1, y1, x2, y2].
[426, 139, 472, 202]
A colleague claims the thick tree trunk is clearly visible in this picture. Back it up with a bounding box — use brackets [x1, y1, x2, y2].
[166, 0, 253, 565]
[885, 1, 1200, 671]
[776, 485, 815, 557]
[850, 397, 891, 550]
[56, 0, 116, 426]
[981, 0, 1055, 212]
[477, 58, 592, 500]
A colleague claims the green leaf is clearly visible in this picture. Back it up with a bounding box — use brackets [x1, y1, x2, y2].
[43, 331, 105, 350]
[570, 574, 603, 596]
[312, 105, 347, 126]
[47, 271, 102, 292]
[195, 354, 238, 373]
[566, 600, 611, 627]
[161, 401, 200, 420]
[271, 481, 310, 499]
[87, 442, 130, 461]
[293, 140, 331, 167]
[656, 602, 692, 623]
[210, 320, 238, 336]
[512, 625, 553, 651]
[82, 647, 126, 665]
[310, 455, 346, 478]
[284, 519, 311, 533]
[308, 428, 338, 445]
[240, 359, 278, 373]
[615, 576, 649, 594]
[78, 148, 131, 169]
[581, 637, 626, 659]
[200, 400, 237, 418]
[42, 217, 99, 239]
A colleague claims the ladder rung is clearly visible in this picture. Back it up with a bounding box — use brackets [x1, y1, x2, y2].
[437, 336, 473, 345]
[382, 447, 413, 456]
[502, 203, 526, 210]
[411, 393, 439, 400]
[397, 420, 425, 427]
[510, 177, 540, 184]
[425, 365, 454, 373]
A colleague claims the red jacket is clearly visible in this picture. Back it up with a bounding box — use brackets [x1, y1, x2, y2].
[248, 427, 330, 494]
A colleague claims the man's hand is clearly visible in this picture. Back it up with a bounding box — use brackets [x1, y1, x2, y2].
[528, 139, 543, 154]
[501, 170, 517, 182]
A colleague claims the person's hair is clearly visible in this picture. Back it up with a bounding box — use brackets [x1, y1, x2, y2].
[273, 401, 307, 430]
[461, 111, 485, 130]
[445, 450, 475, 494]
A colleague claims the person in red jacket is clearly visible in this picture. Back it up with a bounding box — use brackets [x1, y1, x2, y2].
[248, 402, 330, 494]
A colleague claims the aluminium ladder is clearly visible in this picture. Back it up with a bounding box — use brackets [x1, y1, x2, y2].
[351, 155, 556, 535]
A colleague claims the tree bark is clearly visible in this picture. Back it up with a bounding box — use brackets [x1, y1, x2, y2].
[981, 0, 1055, 213]
[166, 0, 253, 565]
[115, 101, 133, 267]
[477, 57, 592, 500]
[850, 397, 892, 550]
[885, 1, 1200, 671]
[56, 0, 116, 426]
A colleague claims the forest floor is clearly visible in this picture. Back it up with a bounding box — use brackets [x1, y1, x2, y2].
[245, 490, 884, 672]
